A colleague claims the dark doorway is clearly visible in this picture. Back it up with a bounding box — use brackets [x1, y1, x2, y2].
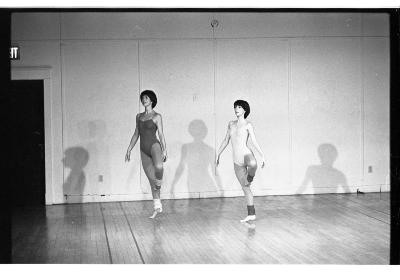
[11, 80, 45, 206]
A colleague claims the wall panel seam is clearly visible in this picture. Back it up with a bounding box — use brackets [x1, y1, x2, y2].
[361, 14, 365, 187]
[138, 40, 143, 193]
[212, 19, 217, 178]
[59, 12, 65, 204]
[288, 39, 293, 188]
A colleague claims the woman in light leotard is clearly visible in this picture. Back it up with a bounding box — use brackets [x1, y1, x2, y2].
[125, 90, 167, 219]
[216, 100, 265, 223]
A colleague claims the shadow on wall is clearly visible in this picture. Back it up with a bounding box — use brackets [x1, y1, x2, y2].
[62, 146, 89, 203]
[170, 119, 222, 196]
[78, 120, 110, 195]
[297, 143, 350, 194]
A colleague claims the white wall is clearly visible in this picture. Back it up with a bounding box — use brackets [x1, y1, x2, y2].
[215, 38, 290, 195]
[61, 40, 140, 202]
[363, 38, 390, 188]
[11, 12, 390, 204]
[291, 38, 362, 194]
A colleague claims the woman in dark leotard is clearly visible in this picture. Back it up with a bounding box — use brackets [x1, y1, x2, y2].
[125, 90, 167, 218]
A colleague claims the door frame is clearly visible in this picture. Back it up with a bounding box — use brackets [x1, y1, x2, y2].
[11, 66, 54, 204]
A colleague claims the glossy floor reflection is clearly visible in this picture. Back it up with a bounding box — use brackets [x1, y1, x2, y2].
[12, 192, 390, 264]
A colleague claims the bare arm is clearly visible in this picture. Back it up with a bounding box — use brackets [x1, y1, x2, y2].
[247, 122, 266, 167]
[155, 113, 167, 161]
[216, 122, 232, 165]
[125, 114, 140, 162]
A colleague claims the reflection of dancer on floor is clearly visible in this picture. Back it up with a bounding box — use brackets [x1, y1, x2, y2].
[125, 90, 167, 219]
[216, 100, 265, 223]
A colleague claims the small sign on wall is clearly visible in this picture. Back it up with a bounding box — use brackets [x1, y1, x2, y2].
[10, 46, 20, 60]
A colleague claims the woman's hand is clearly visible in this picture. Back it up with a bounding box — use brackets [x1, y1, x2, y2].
[125, 150, 131, 162]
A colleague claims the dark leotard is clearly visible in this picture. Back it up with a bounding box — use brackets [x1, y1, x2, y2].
[138, 119, 160, 157]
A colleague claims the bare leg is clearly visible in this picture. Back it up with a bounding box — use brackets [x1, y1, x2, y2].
[244, 154, 257, 185]
[240, 186, 256, 222]
[151, 188, 160, 200]
[149, 143, 164, 218]
[141, 149, 163, 218]
[242, 186, 254, 206]
[234, 163, 256, 222]
[150, 142, 164, 187]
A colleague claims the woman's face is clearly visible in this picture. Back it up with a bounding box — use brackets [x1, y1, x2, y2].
[141, 95, 152, 107]
[234, 105, 245, 117]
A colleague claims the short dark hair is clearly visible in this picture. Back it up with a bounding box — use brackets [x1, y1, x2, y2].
[234, 100, 250, 119]
[140, 90, 157, 108]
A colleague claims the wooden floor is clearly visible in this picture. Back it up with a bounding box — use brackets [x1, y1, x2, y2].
[12, 192, 390, 264]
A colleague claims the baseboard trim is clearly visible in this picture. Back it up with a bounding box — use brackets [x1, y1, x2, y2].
[50, 184, 390, 205]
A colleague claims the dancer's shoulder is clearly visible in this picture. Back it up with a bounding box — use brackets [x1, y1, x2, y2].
[244, 121, 255, 133]
[245, 120, 253, 127]
[153, 111, 162, 119]
[228, 120, 236, 128]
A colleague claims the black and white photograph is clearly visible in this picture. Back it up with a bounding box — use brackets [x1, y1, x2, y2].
[1, 2, 400, 271]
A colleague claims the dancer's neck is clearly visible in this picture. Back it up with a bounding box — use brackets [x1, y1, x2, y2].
[237, 115, 246, 123]
[144, 106, 154, 114]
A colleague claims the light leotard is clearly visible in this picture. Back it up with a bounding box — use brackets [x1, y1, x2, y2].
[229, 121, 253, 166]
